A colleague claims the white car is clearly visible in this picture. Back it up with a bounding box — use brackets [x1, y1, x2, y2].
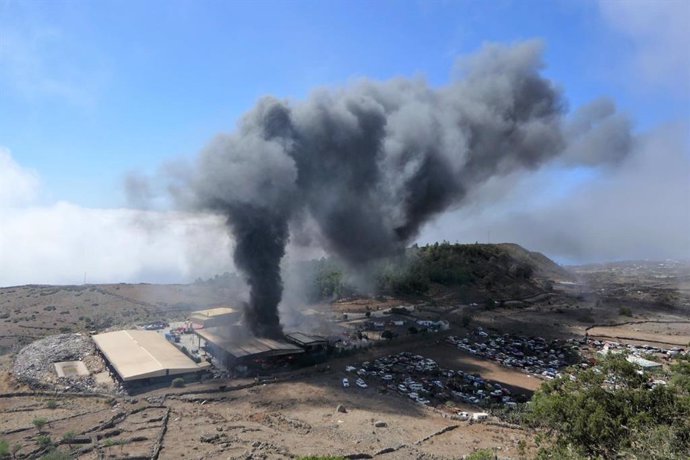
[456, 411, 470, 421]
[345, 366, 356, 372]
[342, 378, 350, 388]
[356, 378, 367, 388]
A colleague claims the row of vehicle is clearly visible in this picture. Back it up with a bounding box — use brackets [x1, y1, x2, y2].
[445, 328, 575, 378]
[342, 377, 368, 389]
[345, 352, 520, 410]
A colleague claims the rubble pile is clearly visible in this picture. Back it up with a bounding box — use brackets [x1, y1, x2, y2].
[12, 333, 104, 392]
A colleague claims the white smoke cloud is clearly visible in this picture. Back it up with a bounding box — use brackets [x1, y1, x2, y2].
[0, 148, 232, 286]
[598, 0, 690, 94]
[419, 123, 690, 262]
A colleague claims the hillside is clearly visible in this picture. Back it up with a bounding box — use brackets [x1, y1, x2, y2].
[0, 243, 572, 354]
[0, 282, 244, 355]
[312, 242, 574, 303]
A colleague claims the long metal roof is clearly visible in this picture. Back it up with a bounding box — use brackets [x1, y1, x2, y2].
[285, 332, 328, 346]
[195, 327, 304, 359]
[190, 307, 238, 318]
[93, 330, 202, 382]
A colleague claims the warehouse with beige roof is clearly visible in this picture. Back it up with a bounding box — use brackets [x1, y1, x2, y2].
[92, 330, 207, 384]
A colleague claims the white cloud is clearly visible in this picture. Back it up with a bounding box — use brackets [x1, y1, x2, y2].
[0, 147, 40, 207]
[0, 148, 233, 286]
[598, 0, 690, 94]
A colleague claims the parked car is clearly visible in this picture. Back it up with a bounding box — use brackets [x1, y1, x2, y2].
[342, 378, 350, 388]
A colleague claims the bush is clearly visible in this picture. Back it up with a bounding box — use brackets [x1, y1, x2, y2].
[619, 306, 632, 317]
[46, 400, 57, 410]
[61, 431, 76, 445]
[41, 450, 72, 460]
[36, 435, 52, 449]
[465, 448, 495, 460]
[171, 378, 185, 388]
[32, 418, 48, 432]
[0, 439, 8, 457]
[528, 353, 690, 458]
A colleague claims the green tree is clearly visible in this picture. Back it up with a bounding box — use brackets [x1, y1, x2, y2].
[32, 418, 48, 433]
[36, 435, 52, 450]
[61, 431, 76, 450]
[465, 448, 495, 460]
[529, 353, 690, 458]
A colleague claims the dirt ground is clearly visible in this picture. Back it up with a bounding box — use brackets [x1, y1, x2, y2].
[587, 320, 690, 346]
[160, 374, 531, 459]
[0, 260, 688, 459]
[0, 369, 532, 459]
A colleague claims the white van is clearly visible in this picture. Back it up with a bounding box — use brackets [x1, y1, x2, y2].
[472, 412, 489, 422]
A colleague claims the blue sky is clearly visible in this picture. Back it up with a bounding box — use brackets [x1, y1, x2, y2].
[0, 0, 688, 285]
[1, 0, 687, 208]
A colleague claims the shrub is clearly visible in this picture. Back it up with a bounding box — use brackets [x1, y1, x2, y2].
[32, 418, 48, 432]
[171, 378, 185, 388]
[619, 307, 632, 317]
[529, 353, 690, 458]
[41, 451, 72, 460]
[61, 431, 76, 445]
[46, 400, 58, 410]
[36, 435, 52, 449]
[465, 448, 495, 460]
[0, 439, 8, 457]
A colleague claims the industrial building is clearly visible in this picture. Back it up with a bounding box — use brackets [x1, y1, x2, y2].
[194, 326, 304, 369]
[189, 306, 239, 328]
[93, 330, 206, 384]
[285, 332, 328, 353]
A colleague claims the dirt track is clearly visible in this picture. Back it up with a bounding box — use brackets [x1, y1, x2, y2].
[587, 320, 690, 346]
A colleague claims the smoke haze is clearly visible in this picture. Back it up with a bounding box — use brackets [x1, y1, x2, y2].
[181, 41, 632, 337]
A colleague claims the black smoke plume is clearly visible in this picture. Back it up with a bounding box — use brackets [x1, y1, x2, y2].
[186, 41, 631, 338]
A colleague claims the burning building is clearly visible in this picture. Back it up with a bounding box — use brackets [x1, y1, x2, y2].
[194, 326, 304, 370]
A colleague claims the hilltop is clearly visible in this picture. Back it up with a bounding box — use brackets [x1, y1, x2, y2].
[309, 242, 574, 304]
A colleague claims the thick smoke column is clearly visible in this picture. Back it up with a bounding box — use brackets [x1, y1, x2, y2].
[187, 41, 630, 338]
